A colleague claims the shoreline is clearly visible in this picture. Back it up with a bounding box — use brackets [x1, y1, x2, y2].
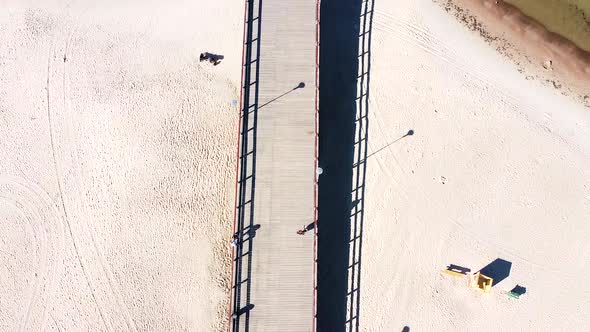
[434, 0, 590, 107]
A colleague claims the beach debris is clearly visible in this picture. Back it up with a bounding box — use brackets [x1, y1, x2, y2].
[440, 176, 447, 184]
[542, 59, 553, 70]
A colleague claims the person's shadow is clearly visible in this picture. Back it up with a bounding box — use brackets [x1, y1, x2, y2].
[244, 224, 261, 239]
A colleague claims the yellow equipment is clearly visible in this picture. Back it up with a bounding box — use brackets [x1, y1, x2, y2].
[469, 272, 493, 293]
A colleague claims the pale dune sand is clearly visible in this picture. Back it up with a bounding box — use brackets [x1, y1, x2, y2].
[2, 0, 590, 331]
[0, 1, 242, 331]
[360, 0, 590, 330]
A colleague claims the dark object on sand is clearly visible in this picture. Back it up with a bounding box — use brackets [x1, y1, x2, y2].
[200, 52, 224, 66]
[479, 258, 512, 287]
[507, 285, 527, 299]
[297, 225, 308, 235]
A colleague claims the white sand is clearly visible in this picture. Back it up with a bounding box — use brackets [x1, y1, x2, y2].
[360, 0, 590, 330]
[2, 0, 590, 331]
[0, 1, 242, 331]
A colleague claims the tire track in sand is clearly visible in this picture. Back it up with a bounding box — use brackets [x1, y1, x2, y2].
[369, 10, 577, 278]
[61, 27, 138, 331]
[49, 26, 138, 331]
[0, 176, 65, 331]
[373, 11, 540, 114]
[374, 9, 577, 146]
[46, 42, 112, 331]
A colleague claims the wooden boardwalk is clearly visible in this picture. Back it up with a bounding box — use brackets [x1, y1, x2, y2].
[230, 0, 318, 331]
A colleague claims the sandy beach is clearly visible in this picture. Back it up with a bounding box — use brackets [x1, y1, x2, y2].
[1, 0, 589, 331]
[0, 1, 241, 330]
[359, 0, 590, 330]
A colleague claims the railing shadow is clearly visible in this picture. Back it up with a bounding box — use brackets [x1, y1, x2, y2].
[347, 0, 374, 329]
[317, 0, 374, 331]
[230, 0, 262, 331]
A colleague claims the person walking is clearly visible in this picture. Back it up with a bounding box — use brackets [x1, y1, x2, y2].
[297, 225, 307, 235]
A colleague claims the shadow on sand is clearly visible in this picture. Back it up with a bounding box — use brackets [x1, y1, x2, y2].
[479, 258, 512, 287]
[230, 0, 262, 330]
[316, 0, 375, 331]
